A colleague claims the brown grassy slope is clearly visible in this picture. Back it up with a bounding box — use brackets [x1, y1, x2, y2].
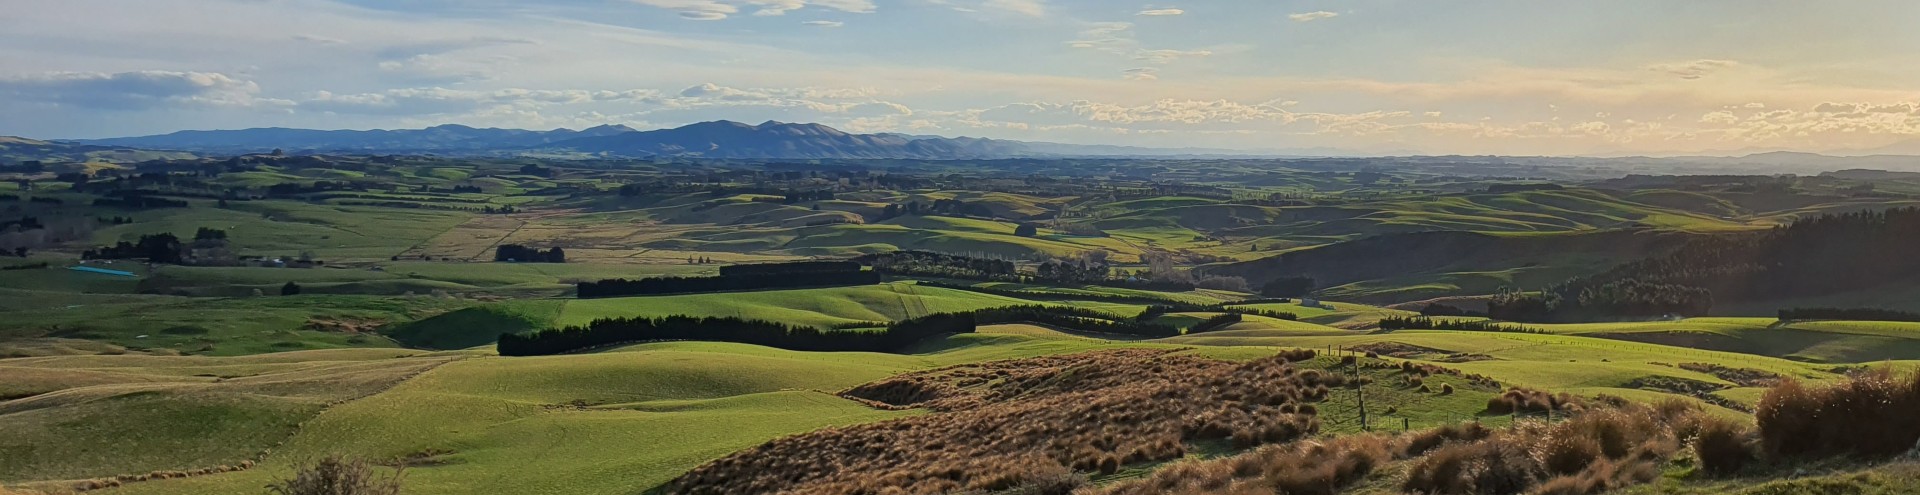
[666, 348, 1334, 495]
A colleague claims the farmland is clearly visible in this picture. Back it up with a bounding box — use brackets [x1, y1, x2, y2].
[6, 154, 1920, 494]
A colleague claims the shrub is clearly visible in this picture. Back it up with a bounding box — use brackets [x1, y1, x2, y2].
[267, 456, 403, 495]
[1756, 370, 1920, 459]
[1693, 417, 1755, 477]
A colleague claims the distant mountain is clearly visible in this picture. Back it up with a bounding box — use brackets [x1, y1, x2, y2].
[72, 124, 638, 154]
[546, 120, 1029, 159]
[66, 121, 1296, 159]
[1847, 139, 1920, 157]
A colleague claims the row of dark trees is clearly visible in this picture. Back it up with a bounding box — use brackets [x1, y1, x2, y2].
[577, 270, 881, 298]
[495, 245, 566, 263]
[498, 312, 976, 356]
[1486, 279, 1714, 323]
[1378, 316, 1543, 334]
[782, 190, 835, 204]
[1556, 208, 1920, 309]
[875, 200, 997, 221]
[1779, 308, 1920, 323]
[719, 260, 861, 277]
[93, 195, 189, 209]
[83, 233, 186, 263]
[970, 305, 1180, 338]
[860, 251, 1020, 281]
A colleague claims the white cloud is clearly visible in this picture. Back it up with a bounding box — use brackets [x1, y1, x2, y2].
[1122, 68, 1159, 81]
[802, 20, 845, 27]
[630, 0, 874, 19]
[982, 0, 1046, 17]
[1648, 59, 1739, 80]
[1288, 11, 1338, 22]
[1136, 8, 1184, 16]
[1133, 49, 1212, 64]
[627, 0, 738, 20]
[0, 71, 274, 110]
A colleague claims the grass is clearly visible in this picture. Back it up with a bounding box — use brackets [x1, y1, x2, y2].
[556, 282, 1035, 328]
[47, 336, 1122, 494]
[1516, 318, 1920, 363]
[0, 318, 1866, 494]
[91, 202, 470, 263]
[0, 294, 472, 356]
[0, 351, 452, 483]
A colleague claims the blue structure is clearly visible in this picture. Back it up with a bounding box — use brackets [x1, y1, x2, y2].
[69, 266, 137, 278]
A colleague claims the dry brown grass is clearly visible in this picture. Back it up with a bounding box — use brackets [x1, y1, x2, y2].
[1093, 434, 1395, 495]
[1757, 368, 1920, 460]
[1693, 416, 1757, 477]
[667, 349, 1335, 495]
[1401, 403, 1692, 495]
[1485, 388, 1584, 415]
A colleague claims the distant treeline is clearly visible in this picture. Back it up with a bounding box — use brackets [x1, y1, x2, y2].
[497, 313, 974, 356]
[1779, 308, 1920, 323]
[719, 260, 861, 277]
[860, 251, 1020, 282]
[1493, 208, 1920, 322]
[1378, 315, 1543, 334]
[1487, 279, 1712, 323]
[495, 244, 566, 263]
[94, 195, 189, 209]
[577, 270, 881, 298]
[83, 233, 185, 263]
[496, 303, 1273, 356]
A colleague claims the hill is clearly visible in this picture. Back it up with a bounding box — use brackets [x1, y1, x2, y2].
[0, 136, 194, 164]
[1204, 229, 1697, 303]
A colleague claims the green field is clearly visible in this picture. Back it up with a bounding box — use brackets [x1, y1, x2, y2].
[9, 152, 1920, 494]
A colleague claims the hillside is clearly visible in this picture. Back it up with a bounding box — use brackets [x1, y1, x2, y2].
[1204, 229, 1697, 303]
[0, 137, 194, 164]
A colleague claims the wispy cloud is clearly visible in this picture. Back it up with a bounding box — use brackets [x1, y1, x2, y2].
[1648, 59, 1739, 80]
[1288, 11, 1338, 22]
[1133, 49, 1211, 64]
[982, 0, 1046, 17]
[802, 20, 845, 27]
[628, 0, 737, 20]
[1123, 68, 1159, 81]
[1136, 8, 1184, 16]
[629, 0, 874, 20]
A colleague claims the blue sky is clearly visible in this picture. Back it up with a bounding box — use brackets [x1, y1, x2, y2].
[2, 0, 1918, 155]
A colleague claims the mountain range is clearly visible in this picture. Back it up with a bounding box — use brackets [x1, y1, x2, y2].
[64, 121, 1281, 159]
[6, 121, 1917, 170]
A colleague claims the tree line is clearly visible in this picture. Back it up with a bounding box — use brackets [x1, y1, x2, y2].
[497, 312, 975, 356]
[494, 244, 566, 263]
[1378, 315, 1544, 334]
[719, 260, 861, 277]
[858, 250, 1021, 282]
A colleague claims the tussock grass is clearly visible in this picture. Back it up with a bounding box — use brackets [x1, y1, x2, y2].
[669, 349, 1332, 494]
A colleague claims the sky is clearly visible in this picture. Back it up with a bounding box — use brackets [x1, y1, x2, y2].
[3, 0, 1919, 156]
